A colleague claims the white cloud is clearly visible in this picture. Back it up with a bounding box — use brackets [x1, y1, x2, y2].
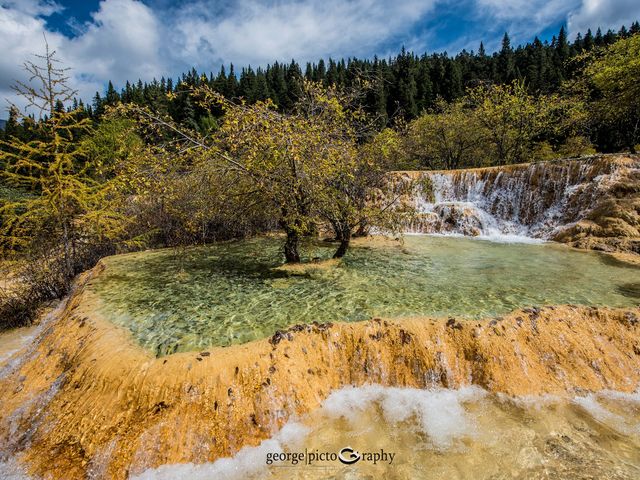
[464, 0, 639, 52]
[168, 0, 438, 67]
[474, 0, 580, 46]
[568, 0, 640, 36]
[475, 0, 579, 25]
[0, 0, 162, 115]
[65, 0, 162, 86]
[1, 0, 640, 117]
[1, 0, 62, 17]
[0, 3, 66, 113]
[1, 0, 440, 116]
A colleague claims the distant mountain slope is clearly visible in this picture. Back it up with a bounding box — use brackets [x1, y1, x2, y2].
[0, 119, 6, 130]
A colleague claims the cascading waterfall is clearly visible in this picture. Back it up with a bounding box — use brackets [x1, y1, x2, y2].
[399, 156, 631, 241]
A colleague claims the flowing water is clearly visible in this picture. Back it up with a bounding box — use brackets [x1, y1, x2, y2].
[89, 235, 640, 355]
[0, 326, 37, 368]
[399, 156, 637, 239]
[133, 385, 640, 480]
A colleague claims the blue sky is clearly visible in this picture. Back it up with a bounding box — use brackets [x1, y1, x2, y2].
[1, 0, 639, 114]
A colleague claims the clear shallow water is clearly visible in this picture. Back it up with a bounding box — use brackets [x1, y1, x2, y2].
[133, 386, 640, 480]
[89, 235, 640, 355]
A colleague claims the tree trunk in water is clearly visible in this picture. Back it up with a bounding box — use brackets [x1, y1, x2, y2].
[333, 236, 350, 258]
[283, 230, 301, 263]
[333, 224, 351, 258]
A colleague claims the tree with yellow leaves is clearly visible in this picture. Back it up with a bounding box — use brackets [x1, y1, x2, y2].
[0, 42, 124, 284]
[466, 81, 553, 165]
[405, 97, 487, 170]
[575, 33, 640, 153]
[124, 80, 407, 262]
[209, 82, 352, 262]
[200, 81, 406, 261]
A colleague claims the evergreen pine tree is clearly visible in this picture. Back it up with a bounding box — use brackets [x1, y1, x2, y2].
[393, 48, 418, 117]
[105, 80, 120, 106]
[214, 66, 227, 96]
[284, 60, 303, 109]
[226, 64, 238, 98]
[416, 58, 433, 111]
[557, 26, 570, 61]
[498, 32, 516, 82]
[252, 69, 270, 102]
[4, 106, 22, 140]
[239, 66, 256, 100]
[583, 29, 595, 50]
[595, 28, 604, 46]
[315, 59, 326, 83]
[92, 92, 104, 117]
[0, 42, 103, 280]
[443, 59, 463, 100]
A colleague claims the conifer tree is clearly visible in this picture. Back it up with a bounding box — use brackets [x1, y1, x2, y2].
[478, 42, 486, 57]
[583, 29, 595, 50]
[594, 28, 604, 46]
[284, 60, 303, 109]
[498, 33, 516, 82]
[92, 92, 104, 117]
[3, 106, 22, 140]
[252, 69, 270, 101]
[0, 41, 118, 281]
[105, 80, 120, 105]
[556, 26, 570, 60]
[226, 64, 238, 98]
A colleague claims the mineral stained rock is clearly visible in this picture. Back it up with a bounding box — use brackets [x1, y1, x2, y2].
[0, 266, 639, 479]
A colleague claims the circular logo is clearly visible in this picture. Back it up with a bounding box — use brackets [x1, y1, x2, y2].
[338, 447, 361, 465]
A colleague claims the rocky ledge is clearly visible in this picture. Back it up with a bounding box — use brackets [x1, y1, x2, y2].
[0, 267, 639, 479]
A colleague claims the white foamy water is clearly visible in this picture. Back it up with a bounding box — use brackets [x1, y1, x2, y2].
[132, 422, 310, 480]
[408, 231, 546, 244]
[321, 385, 486, 450]
[573, 390, 640, 438]
[0, 457, 32, 480]
[132, 385, 640, 480]
[399, 157, 634, 242]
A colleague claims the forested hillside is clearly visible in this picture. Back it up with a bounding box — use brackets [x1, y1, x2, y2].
[2, 23, 639, 152]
